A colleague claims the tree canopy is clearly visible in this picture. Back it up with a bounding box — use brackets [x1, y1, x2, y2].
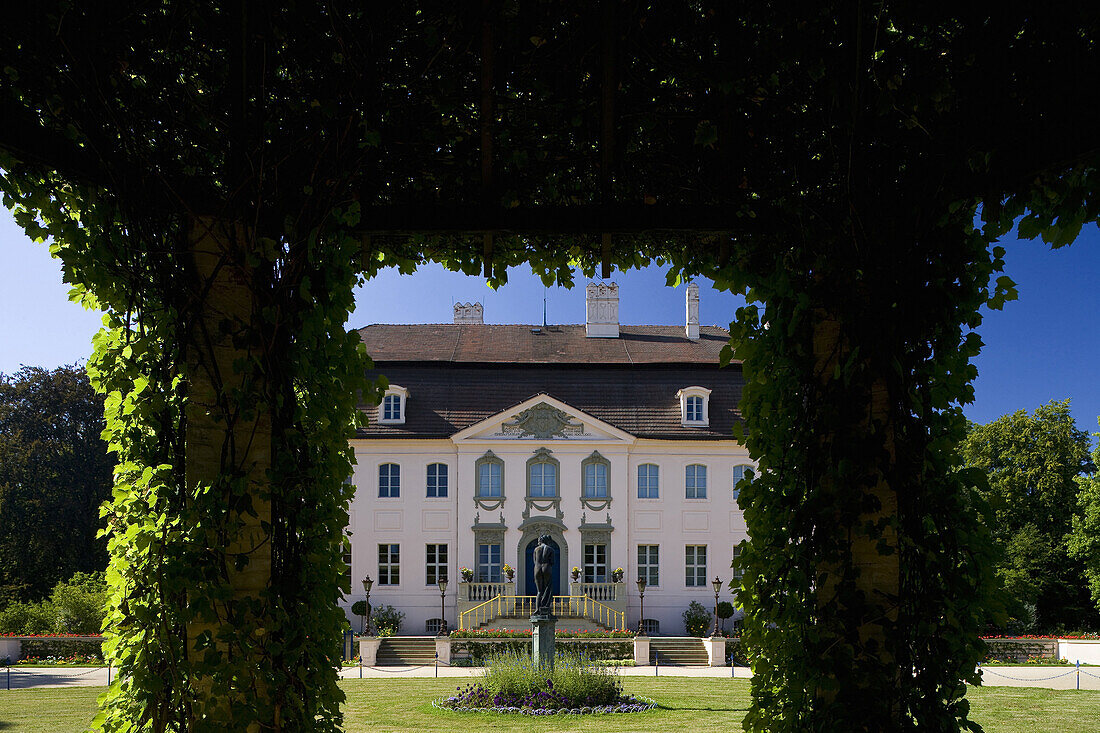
[1, 2, 1099, 731]
[962, 401, 1098, 631]
[0, 365, 112, 606]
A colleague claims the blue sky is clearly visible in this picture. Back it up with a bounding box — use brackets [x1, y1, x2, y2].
[1, 207, 1097, 438]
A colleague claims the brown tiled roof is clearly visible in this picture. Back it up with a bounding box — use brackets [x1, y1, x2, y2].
[356, 324, 735, 365]
[355, 364, 742, 441]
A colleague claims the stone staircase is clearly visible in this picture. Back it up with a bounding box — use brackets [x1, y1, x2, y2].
[649, 637, 709, 665]
[376, 637, 438, 665]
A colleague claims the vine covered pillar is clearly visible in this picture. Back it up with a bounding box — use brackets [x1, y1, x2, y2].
[736, 227, 999, 731]
[183, 217, 273, 729]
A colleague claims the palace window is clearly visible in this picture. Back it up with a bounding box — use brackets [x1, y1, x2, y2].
[427, 463, 448, 498]
[685, 464, 707, 499]
[426, 543, 448, 586]
[478, 543, 502, 583]
[378, 543, 400, 585]
[676, 386, 712, 427]
[685, 545, 707, 587]
[476, 452, 503, 498]
[583, 543, 607, 583]
[582, 452, 610, 498]
[638, 545, 659, 587]
[527, 449, 559, 498]
[638, 464, 659, 498]
[732, 464, 753, 502]
[379, 463, 400, 498]
[732, 543, 744, 583]
[378, 385, 409, 425]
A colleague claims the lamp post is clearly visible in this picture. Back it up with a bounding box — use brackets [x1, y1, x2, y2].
[437, 577, 448, 635]
[711, 576, 722, 637]
[636, 576, 647, 635]
[361, 574, 374, 636]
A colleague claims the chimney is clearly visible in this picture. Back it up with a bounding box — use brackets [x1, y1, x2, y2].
[453, 302, 484, 324]
[585, 282, 619, 338]
[685, 282, 700, 340]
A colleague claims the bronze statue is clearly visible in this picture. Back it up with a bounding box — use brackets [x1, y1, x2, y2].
[532, 534, 555, 612]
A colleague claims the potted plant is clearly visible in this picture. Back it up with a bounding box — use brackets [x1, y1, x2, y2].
[460, 566, 473, 582]
[502, 563, 514, 582]
[571, 566, 581, 582]
[612, 567, 624, 582]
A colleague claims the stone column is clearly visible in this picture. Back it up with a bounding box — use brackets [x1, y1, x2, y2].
[633, 635, 650, 666]
[531, 612, 557, 670]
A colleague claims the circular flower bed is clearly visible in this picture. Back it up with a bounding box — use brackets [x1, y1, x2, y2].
[434, 651, 656, 715]
[434, 688, 656, 715]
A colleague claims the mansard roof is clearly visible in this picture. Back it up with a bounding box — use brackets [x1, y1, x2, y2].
[356, 324, 734, 365]
[354, 323, 742, 441]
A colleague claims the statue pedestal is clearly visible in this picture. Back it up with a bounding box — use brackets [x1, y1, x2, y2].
[531, 611, 557, 670]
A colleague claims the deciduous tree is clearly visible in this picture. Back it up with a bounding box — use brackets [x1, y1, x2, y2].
[961, 401, 1097, 630]
[0, 365, 112, 606]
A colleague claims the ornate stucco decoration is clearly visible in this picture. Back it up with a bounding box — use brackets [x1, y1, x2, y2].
[522, 500, 564, 523]
[500, 402, 586, 439]
[578, 511, 614, 545]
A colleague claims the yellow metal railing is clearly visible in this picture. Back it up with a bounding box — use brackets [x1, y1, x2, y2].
[459, 595, 625, 630]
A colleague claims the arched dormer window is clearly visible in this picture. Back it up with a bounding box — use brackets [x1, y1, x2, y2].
[676, 386, 711, 427]
[379, 385, 409, 425]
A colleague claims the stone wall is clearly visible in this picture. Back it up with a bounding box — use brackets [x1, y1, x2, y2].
[983, 637, 1059, 662]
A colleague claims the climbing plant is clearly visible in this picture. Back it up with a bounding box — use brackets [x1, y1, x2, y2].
[1, 3, 1098, 732]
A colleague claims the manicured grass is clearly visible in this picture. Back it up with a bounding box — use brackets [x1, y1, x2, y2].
[2, 679, 1100, 732]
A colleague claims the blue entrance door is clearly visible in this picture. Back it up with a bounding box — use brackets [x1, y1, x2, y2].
[524, 536, 561, 598]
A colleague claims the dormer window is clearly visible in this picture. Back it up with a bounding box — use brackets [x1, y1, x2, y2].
[676, 386, 712, 427]
[378, 385, 408, 425]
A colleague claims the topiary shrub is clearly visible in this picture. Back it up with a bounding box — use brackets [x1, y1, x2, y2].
[372, 603, 404, 635]
[682, 600, 712, 637]
[717, 601, 735, 633]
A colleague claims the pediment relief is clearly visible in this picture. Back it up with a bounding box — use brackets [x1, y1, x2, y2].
[451, 394, 635, 443]
[500, 402, 585, 439]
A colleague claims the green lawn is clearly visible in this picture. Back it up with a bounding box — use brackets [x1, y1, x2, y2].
[1, 679, 1098, 732]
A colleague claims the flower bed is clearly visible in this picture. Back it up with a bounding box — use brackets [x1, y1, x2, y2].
[450, 628, 633, 638]
[437, 650, 654, 715]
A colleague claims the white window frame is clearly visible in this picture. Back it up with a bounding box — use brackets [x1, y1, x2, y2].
[378, 463, 400, 498]
[427, 462, 448, 498]
[378, 385, 409, 425]
[685, 463, 707, 499]
[478, 543, 502, 583]
[732, 464, 753, 502]
[676, 386, 712, 427]
[378, 543, 400, 585]
[685, 544, 707, 587]
[638, 544, 659, 587]
[638, 463, 659, 499]
[426, 543, 448, 586]
[583, 543, 607, 583]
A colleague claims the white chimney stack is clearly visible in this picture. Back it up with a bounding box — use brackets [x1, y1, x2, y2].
[453, 302, 484, 324]
[585, 282, 619, 338]
[685, 282, 700, 340]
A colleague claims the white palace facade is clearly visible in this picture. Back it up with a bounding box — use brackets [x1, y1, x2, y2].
[345, 283, 752, 635]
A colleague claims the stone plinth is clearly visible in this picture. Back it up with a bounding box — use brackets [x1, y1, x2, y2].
[0, 638, 21, 663]
[531, 612, 557, 670]
[633, 634, 650, 666]
[358, 636, 380, 666]
[705, 636, 726, 666]
[435, 636, 451, 664]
